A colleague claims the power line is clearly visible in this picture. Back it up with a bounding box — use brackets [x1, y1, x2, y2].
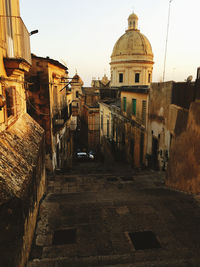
[163, 0, 173, 82]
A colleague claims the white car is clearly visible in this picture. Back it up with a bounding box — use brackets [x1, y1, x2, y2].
[76, 151, 94, 161]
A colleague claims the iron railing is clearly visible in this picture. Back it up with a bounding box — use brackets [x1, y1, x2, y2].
[0, 15, 31, 65]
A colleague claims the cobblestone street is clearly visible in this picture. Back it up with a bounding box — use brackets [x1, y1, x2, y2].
[27, 162, 200, 267]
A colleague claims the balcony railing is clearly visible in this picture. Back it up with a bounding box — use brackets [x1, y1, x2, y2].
[0, 15, 31, 65]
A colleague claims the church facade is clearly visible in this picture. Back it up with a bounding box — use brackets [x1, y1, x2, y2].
[110, 13, 154, 87]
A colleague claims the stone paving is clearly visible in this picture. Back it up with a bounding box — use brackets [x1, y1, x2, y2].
[27, 162, 200, 267]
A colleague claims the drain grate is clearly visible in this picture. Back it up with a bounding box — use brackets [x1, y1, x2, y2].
[53, 228, 76, 245]
[128, 231, 161, 250]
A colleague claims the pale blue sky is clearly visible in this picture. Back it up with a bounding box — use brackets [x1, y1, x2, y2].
[20, 0, 200, 86]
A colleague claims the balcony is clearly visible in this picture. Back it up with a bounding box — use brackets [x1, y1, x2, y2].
[0, 15, 31, 74]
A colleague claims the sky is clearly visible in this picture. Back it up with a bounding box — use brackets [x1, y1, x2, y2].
[20, 0, 200, 86]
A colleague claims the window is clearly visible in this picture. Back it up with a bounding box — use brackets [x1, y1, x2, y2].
[148, 73, 151, 83]
[119, 73, 123, 83]
[69, 103, 72, 116]
[5, 87, 15, 118]
[107, 119, 109, 137]
[53, 86, 58, 107]
[142, 100, 146, 125]
[101, 114, 103, 130]
[76, 91, 79, 98]
[123, 97, 126, 112]
[132, 98, 136, 115]
[135, 73, 140, 83]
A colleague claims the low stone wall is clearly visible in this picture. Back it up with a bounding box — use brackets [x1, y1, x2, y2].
[166, 101, 200, 193]
[0, 113, 46, 267]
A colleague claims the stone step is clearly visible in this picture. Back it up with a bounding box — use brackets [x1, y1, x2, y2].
[27, 249, 200, 267]
[27, 254, 131, 267]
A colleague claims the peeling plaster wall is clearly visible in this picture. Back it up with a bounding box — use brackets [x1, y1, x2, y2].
[0, 113, 46, 267]
[167, 101, 200, 193]
[147, 82, 173, 170]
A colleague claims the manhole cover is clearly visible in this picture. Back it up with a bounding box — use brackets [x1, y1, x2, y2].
[128, 231, 161, 250]
[121, 176, 133, 181]
[53, 228, 76, 245]
[107, 177, 118, 182]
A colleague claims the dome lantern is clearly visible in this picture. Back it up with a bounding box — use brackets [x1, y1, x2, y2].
[128, 13, 138, 31]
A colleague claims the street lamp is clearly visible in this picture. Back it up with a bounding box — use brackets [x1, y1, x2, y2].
[29, 30, 38, 36]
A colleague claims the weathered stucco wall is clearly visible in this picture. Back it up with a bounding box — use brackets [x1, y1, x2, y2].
[0, 113, 46, 267]
[147, 82, 173, 170]
[167, 101, 200, 193]
[168, 104, 188, 137]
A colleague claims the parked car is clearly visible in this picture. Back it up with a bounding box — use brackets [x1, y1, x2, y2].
[88, 151, 95, 160]
[75, 151, 95, 161]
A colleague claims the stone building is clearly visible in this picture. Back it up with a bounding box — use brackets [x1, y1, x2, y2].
[110, 13, 153, 87]
[71, 73, 83, 116]
[77, 73, 118, 152]
[100, 12, 153, 167]
[91, 74, 110, 88]
[165, 70, 200, 193]
[26, 54, 73, 172]
[0, 1, 46, 266]
[147, 81, 196, 171]
[120, 86, 149, 167]
[99, 99, 124, 162]
[79, 87, 100, 150]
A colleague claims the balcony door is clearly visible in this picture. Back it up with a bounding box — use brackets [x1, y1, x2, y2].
[5, 0, 14, 57]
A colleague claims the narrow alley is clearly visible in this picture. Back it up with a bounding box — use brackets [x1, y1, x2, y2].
[27, 161, 200, 267]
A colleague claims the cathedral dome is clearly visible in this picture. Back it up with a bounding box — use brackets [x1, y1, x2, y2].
[111, 13, 153, 63]
[111, 30, 153, 62]
[110, 13, 154, 87]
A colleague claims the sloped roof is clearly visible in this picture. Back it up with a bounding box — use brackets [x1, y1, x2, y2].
[0, 113, 44, 205]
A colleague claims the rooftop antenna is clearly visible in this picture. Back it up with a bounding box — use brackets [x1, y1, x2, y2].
[163, 0, 173, 82]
